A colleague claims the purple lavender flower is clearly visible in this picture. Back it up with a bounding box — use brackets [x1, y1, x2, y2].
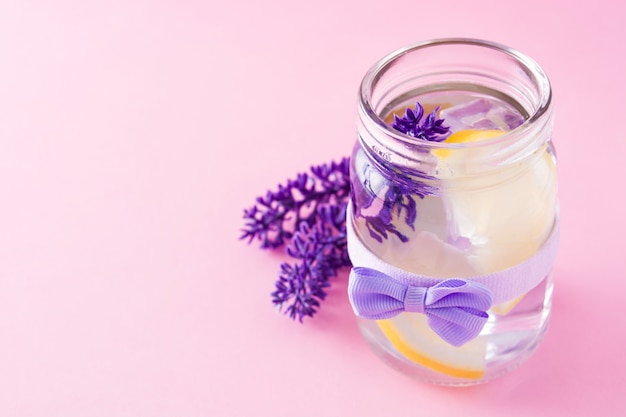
[352, 155, 438, 243]
[351, 102, 448, 243]
[271, 203, 351, 321]
[392, 102, 450, 142]
[241, 158, 350, 249]
[362, 214, 409, 243]
[242, 159, 352, 321]
[242, 102, 450, 321]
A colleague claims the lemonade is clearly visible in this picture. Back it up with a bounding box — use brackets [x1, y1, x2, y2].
[350, 76, 557, 385]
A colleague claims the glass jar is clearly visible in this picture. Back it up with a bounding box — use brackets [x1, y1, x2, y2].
[347, 39, 558, 385]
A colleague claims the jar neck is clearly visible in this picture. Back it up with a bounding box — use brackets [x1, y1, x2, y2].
[357, 39, 553, 177]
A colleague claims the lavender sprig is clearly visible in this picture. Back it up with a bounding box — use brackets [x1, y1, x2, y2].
[242, 159, 352, 321]
[356, 102, 449, 242]
[271, 203, 351, 321]
[241, 158, 350, 249]
[357, 162, 438, 243]
[392, 102, 450, 142]
[242, 102, 450, 321]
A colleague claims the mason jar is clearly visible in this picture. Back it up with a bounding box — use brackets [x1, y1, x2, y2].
[347, 39, 558, 385]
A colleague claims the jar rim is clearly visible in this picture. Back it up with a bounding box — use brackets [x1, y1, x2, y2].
[358, 38, 553, 151]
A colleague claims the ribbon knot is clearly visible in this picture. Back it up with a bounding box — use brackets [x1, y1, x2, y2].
[348, 267, 493, 347]
[403, 286, 427, 313]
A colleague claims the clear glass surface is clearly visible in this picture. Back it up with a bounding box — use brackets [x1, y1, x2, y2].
[350, 39, 557, 385]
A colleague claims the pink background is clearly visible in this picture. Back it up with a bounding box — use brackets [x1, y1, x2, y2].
[1, 0, 625, 416]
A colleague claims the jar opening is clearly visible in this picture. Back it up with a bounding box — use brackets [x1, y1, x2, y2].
[358, 38, 552, 154]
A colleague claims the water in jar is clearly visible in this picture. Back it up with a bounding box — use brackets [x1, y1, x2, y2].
[350, 88, 558, 385]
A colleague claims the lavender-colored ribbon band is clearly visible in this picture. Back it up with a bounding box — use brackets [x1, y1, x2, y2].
[346, 201, 560, 347]
[346, 205, 560, 305]
[349, 267, 492, 346]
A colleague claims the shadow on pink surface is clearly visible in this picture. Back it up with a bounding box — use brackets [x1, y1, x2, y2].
[306, 269, 359, 336]
[440, 266, 625, 414]
[240, 200, 624, 415]
[249, 246, 363, 344]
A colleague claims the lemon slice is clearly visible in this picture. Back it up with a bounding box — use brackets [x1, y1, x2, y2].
[440, 146, 557, 271]
[353, 221, 489, 378]
[377, 314, 487, 379]
[433, 129, 504, 159]
[436, 128, 557, 313]
[490, 295, 525, 315]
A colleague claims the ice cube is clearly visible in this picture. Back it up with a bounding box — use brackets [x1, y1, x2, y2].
[440, 98, 524, 132]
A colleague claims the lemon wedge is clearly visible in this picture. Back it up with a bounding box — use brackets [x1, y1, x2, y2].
[436, 129, 557, 313]
[438, 133, 557, 273]
[490, 295, 525, 315]
[377, 314, 487, 380]
[433, 129, 504, 159]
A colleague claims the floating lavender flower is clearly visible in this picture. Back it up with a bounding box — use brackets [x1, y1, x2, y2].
[392, 102, 450, 142]
[354, 102, 448, 243]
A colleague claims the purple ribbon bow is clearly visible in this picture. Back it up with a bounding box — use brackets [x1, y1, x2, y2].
[348, 267, 493, 346]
